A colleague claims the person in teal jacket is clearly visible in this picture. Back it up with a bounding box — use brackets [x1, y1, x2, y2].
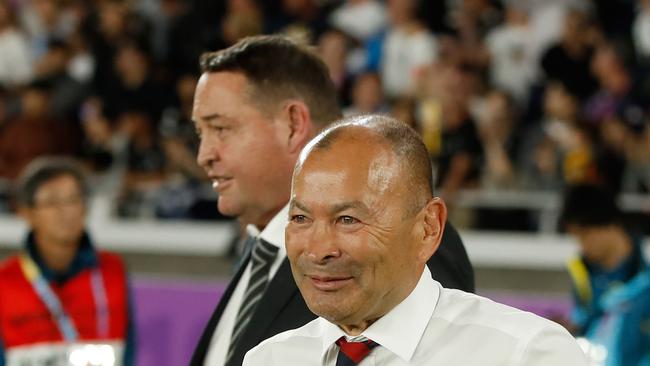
[560, 184, 650, 366]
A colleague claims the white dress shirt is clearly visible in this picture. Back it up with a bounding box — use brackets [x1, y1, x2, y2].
[243, 267, 588, 366]
[204, 204, 289, 366]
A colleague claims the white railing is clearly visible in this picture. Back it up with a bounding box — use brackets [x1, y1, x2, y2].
[0, 190, 648, 269]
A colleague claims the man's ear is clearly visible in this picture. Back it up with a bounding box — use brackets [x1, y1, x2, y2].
[282, 100, 313, 155]
[419, 197, 447, 262]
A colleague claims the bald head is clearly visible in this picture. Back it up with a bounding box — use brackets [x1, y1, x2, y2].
[296, 115, 434, 216]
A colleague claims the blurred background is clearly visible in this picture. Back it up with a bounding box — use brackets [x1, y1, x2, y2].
[0, 0, 649, 364]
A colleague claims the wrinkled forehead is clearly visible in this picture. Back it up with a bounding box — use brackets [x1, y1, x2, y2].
[294, 136, 401, 197]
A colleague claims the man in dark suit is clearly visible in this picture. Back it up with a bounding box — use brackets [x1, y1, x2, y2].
[190, 35, 474, 366]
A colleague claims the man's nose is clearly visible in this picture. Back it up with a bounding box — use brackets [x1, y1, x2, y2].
[305, 222, 342, 263]
[197, 135, 219, 169]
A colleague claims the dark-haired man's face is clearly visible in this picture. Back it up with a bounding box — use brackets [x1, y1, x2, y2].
[22, 174, 86, 249]
[286, 134, 445, 334]
[194, 71, 296, 227]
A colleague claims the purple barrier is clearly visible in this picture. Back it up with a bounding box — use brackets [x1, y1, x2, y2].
[480, 291, 572, 319]
[132, 278, 227, 366]
[130, 280, 573, 366]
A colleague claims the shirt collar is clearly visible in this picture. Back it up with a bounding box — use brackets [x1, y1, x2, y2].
[246, 203, 289, 251]
[25, 230, 98, 284]
[319, 266, 439, 362]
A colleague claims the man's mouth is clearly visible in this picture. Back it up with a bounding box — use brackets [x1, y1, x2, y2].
[210, 176, 233, 190]
[307, 275, 353, 291]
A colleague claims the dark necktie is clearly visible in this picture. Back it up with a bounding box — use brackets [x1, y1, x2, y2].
[226, 237, 279, 363]
[335, 336, 379, 366]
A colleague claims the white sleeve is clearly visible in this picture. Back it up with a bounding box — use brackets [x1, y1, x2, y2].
[515, 324, 588, 366]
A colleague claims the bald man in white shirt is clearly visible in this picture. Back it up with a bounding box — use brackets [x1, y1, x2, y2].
[244, 115, 587, 366]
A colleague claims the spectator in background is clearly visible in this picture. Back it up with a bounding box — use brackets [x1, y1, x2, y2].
[560, 184, 650, 366]
[156, 73, 208, 219]
[0, 0, 33, 88]
[274, 0, 330, 43]
[159, 74, 204, 183]
[0, 80, 81, 180]
[18, 0, 81, 60]
[541, 7, 599, 101]
[221, 0, 262, 47]
[418, 62, 483, 200]
[343, 71, 386, 116]
[485, 2, 538, 106]
[317, 29, 352, 104]
[374, 0, 438, 98]
[519, 82, 597, 190]
[100, 42, 168, 125]
[88, 0, 152, 95]
[116, 110, 166, 218]
[475, 89, 518, 189]
[33, 38, 90, 118]
[0, 157, 134, 365]
[328, 0, 386, 42]
[634, 0, 650, 61]
[584, 45, 639, 126]
[79, 97, 117, 173]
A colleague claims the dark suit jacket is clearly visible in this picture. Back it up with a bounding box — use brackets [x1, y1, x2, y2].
[190, 222, 474, 366]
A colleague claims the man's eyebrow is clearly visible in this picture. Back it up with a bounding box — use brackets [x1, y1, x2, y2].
[194, 113, 223, 124]
[329, 201, 369, 216]
[289, 200, 369, 215]
[290, 200, 311, 214]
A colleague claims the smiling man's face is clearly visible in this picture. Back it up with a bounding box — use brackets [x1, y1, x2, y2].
[286, 130, 440, 334]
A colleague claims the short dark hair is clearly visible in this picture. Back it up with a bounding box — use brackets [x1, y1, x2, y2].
[559, 184, 622, 228]
[199, 35, 342, 127]
[308, 114, 433, 214]
[15, 157, 87, 207]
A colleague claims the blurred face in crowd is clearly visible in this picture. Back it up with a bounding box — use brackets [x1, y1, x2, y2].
[566, 224, 617, 266]
[176, 74, 198, 109]
[34, 0, 59, 26]
[21, 88, 51, 120]
[387, 0, 416, 25]
[544, 83, 578, 122]
[318, 30, 347, 75]
[194, 71, 302, 228]
[21, 174, 86, 251]
[99, 1, 126, 38]
[352, 73, 383, 113]
[563, 10, 588, 45]
[286, 129, 445, 334]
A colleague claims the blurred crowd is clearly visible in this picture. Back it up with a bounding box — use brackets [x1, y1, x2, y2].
[0, 0, 649, 221]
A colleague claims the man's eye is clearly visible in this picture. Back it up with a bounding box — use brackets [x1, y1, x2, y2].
[338, 216, 358, 225]
[291, 215, 308, 224]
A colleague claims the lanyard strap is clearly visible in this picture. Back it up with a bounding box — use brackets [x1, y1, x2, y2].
[90, 267, 109, 338]
[18, 254, 110, 341]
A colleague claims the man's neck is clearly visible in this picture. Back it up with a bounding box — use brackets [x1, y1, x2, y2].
[249, 202, 288, 231]
[34, 235, 78, 273]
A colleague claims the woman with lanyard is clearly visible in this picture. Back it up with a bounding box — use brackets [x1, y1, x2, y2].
[0, 157, 134, 366]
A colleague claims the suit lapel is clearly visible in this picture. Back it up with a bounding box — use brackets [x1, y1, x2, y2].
[229, 257, 301, 362]
[189, 248, 252, 365]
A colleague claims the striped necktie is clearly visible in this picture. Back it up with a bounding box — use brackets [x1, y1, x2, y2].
[226, 237, 279, 363]
[335, 337, 379, 366]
